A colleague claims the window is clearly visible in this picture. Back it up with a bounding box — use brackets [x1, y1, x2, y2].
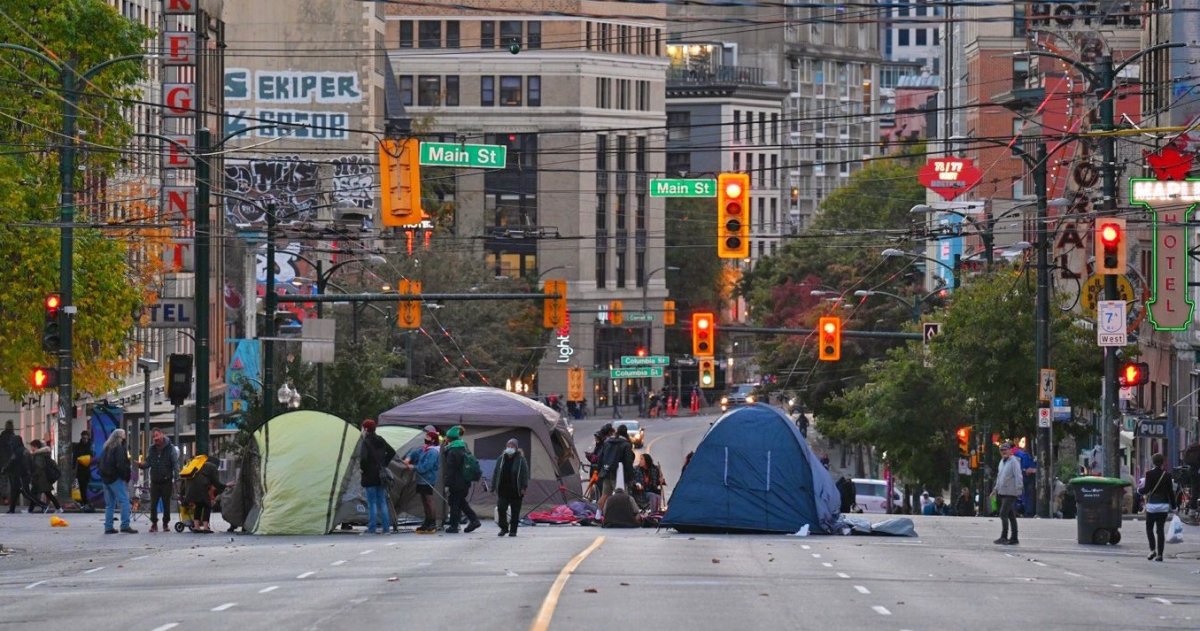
[1013, 58, 1030, 89]
[481, 21, 495, 48]
[771, 154, 778, 187]
[446, 21, 460, 48]
[666, 152, 691, 175]
[733, 111, 741, 141]
[758, 112, 766, 145]
[419, 21, 441, 48]
[733, 152, 740, 172]
[898, 0, 909, 16]
[916, 29, 927, 46]
[500, 20, 522, 48]
[417, 75, 440, 106]
[527, 76, 541, 106]
[933, 28, 940, 46]
[527, 21, 541, 49]
[667, 111, 690, 141]
[898, 29, 909, 46]
[771, 113, 779, 144]
[445, 76, 459, 106]
[399, 20, 413, 48]
[500, 76, 522, 106]
[586, 22, 593, 50]
[399, 75, 413, 106]
[481, 76, 494, 106]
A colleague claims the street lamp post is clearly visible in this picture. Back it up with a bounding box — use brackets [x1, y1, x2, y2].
[0, 44, 146, 433]
[853, 288, 945, 322]
[912, 200, 1065, 270]
[881, 248, 960, 288]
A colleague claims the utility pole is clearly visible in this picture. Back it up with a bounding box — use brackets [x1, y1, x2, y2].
[263, 205, 278, 424]
[1096, 55, 1122, 480]
[1033, 143, 1053, 518]
[194, 128, 212, 455]
[57, 61, 78, 429]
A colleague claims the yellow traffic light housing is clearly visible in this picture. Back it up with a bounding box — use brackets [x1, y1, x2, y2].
[663, 300, 676, 326]
[1095, 218, 1126, 275]
[692, 312, 715, 357]
[609, 300, 624, 325]
[717, 172, 750, 259]
[956, 426, 970, 456]
[818, 316, 841, 361]
[699, 358, 716, 389]
[379, 138, 422, 227]
[397, 279, 422, 329]
[542, 279, 568, 329]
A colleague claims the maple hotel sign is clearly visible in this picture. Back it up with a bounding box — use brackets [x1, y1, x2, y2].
[1130, 179, 1196, 330]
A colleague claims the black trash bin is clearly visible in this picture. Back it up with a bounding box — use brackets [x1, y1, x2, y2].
[1068, 476, 1131, 545]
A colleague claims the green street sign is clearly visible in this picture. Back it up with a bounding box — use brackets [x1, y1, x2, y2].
[649, 178, 717, 198]
[610, 366, 664, 379]
[418, 142, 507, 169]
[620, 355, 670, 367]
[625, 312, 654, 322]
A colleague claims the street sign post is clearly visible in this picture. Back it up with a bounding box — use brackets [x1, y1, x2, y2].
[648, 178, 717, 198]
[620, 355, 670, 367]
[1037, 406, 1052, 428]
[610, 366, 664, 379]
[1097, 300, 1127, 346]
[418, 142, 507, 168]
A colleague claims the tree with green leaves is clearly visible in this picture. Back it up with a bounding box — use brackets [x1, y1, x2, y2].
[0, 1, 155, 397]
[663, 197, 725, 357]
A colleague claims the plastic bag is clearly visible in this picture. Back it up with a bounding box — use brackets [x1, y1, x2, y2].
[1168, 514, 1184, 544]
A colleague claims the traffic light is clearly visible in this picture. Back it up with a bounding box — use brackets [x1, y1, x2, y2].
[397, 279, 422, 329]
[609, 300, 623, 325]
[692, 312, 714, 357]
[31, 366, 57, 389]
[1095, 218, 1126, 274]
[818, 316, 841, 361]
[166, 353, 193, 406]
[1118, 361, 1149, 387]
[956, 426, 971, 456]
[542, 279, 568, 329]
[716, 172, 750, 259]
[42, 293, 61, 354]
[663, 300, 675, 326]
[636, 347, 647, 357]
[699, 358, 716, 389]
[379, 138, 422, 227]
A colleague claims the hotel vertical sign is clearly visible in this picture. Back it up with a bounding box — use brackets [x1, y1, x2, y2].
[161, 0, 197, 272]
[1130, 178, 1196, 330]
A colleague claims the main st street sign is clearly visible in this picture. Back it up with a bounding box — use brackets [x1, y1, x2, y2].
[1130, 178, 1197, 330]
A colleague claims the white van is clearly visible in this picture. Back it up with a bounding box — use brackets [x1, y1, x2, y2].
[853, 478, 902, 514]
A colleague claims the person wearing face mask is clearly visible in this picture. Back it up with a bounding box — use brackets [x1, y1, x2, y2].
[403, 429, 441, 534]
[137, 430, 179, 532]
[98, 429, 136, 534]
[490, 438, 529, 537]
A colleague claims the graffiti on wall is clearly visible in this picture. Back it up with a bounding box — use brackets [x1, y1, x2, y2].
[223, 68, 360, 140]
[331, 155, 375, 210]
[224, 155, 377, 226]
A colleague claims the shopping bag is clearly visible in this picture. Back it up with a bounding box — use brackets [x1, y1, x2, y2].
[1167, 514, 1184, 544]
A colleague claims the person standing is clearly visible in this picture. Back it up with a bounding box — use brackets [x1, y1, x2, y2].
[404, 429, 441, 534]
[491, 438, 529, 537]
[441, 426, 480, 534]
[993, 442, 1023, 545]
[1139, 452, 1177, 562]
[72, 430, 94, 509]
[98, 429, 136, 534]
[597, 424, 634, 512]
[2, 420, 43, 513]
[1013, 445, 1037, 516]
[358, 420, 396, 535]
[28, 439, 61, 513]
[954, 486, 974, 517]
[136, 431, 178, 532]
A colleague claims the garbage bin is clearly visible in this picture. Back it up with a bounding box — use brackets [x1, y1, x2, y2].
[1068, 476, 1131, 545]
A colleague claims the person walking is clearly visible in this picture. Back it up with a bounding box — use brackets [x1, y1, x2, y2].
[404, 429, 441, 534]
[72, 430, 94, 509]
[98, 429, 136, 534]
[28, 439, 61, 513]
[441, 426, 480, 534]
[491, 438, 529, 537]
[993, 441, 1023, 545]
[1138, 452, 1177, 562]
[358, 419, 396, 535]
[137, 431, 178, 532]
[597, 424, 635, 513]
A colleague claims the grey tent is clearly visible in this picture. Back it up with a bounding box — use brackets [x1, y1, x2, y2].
[377, 387, 582, 517]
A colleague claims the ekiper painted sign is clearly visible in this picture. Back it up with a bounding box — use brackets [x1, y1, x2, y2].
[224, 69, 362, 140]
[1130, 178, 1196, 330]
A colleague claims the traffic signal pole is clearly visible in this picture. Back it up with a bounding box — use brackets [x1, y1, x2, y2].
[1097, 56, 1122, 480]
[1033, 143, 1053, 518]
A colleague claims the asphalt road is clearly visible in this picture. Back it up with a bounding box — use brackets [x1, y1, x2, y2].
[4, 407, 1199, 630]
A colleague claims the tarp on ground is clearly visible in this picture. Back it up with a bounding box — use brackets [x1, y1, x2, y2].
[662, 404, 841, 534]
[377, 386, 582, 517]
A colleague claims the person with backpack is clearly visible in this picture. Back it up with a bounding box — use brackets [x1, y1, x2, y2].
[597, 424, 634, 513]
[28, 439, 60, 513]
[184, 455, 224, 534]
[441, 425, 480, 534]
[136, 431, 178, 532]
[98, 429, 136, 534]
[358, 419, 397, 535]
[404, 429, 441, 534]
[491, 438, 529, 537]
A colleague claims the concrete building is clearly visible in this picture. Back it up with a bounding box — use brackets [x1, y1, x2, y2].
[383, 1, 669, 408]
[882, 0, 943, 73]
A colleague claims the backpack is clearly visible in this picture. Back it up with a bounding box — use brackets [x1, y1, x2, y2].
[45, 457, 61, 483]
[462, 449, 482, 482]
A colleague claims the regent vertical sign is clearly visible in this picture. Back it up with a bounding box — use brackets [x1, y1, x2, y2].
[1130, 178, 1197, 330]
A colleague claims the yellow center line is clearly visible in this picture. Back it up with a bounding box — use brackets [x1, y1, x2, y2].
[529, 536, 605, 631]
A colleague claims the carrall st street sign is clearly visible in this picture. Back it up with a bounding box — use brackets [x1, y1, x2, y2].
[1130, 178, 1196, 330]
[917, 157, 983, 201]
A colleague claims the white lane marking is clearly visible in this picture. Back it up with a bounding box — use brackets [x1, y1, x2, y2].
[360, 549, 374, 556]
[150, 624, 179, 631]
[130, 555, 150, 561]
[386, 542, 399, 547]
[25, 580, 47, 590]
[297, 571, 316, 579]
[1111, 584, 1123, 588]
[812, 553, 822, 558]
[349, 597, 369, 604]
[1153, 597, 1173, 606]
[211, 603, 237, 612]
[821, 562, 833, 568]
[258, 586, 279, 594]
[1064, 571, 1083, 578]
[416, 561, 432, 566]
[83, 567, 105, 574]
[1032, 561, 1047, 567]
[854, 585, 871, 595]
[836, 572, 851, 579]
[801, 545, 811, 550]
[330, 560, 346, 566]
[872, 606, 892, 616]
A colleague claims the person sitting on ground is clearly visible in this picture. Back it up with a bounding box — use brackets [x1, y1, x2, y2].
[601, 487, 642, 528]
[632, 452, 666, 512]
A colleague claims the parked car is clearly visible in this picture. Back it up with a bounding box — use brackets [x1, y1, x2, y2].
[613, 419, 645, 447]
[853, 478, 902, 514]
[720, 384, 758, 412]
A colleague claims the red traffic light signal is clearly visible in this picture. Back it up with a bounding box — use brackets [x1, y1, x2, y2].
[31, 366, 57, 389]
[43, 293, 62, 354]
[716, 173, 750, 259]
[1118, 361, 1148, 387]
[692, 312, 715, 356]
[45, 293, 61, 316]
[956, 426, 971, 456]
[1095, 218, 1126, 274]
[818, 316, 841, 361]
[636, 347, 647, 357]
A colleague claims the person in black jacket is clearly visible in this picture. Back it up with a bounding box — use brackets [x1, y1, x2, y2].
[359, 419, 397, 535]
[1139, 452, 1178, 561]
[98, 429, 136, 534]
[441, 425, 480, 533]
[184, 457, 224, 533]
[72, 430, 94, 509]
[1, 420, 42, 513]
[835, 475, 856, 514]
[598, 425, 634, 512]
[491, 438, 529, 537]
[137, 431, 178, 532]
